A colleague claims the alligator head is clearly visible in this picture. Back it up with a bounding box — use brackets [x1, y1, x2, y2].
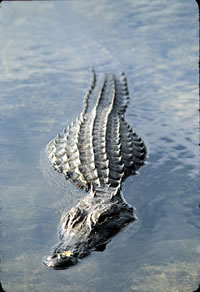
[44, 186, 135, 269]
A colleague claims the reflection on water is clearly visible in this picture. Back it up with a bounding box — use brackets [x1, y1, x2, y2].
[0, 0, 199, 291]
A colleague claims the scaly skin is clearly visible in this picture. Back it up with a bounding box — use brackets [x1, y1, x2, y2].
[44, 70, 146, 269]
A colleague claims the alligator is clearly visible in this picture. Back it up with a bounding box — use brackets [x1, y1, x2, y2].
[44, 69, 147, 269]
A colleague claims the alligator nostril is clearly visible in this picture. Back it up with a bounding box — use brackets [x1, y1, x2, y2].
[47, 254, 57, 260]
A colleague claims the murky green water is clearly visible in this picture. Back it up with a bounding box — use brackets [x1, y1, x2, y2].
[0, 1, 199, 291]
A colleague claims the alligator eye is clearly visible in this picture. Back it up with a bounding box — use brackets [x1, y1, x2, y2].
[98, 214, 107, 224]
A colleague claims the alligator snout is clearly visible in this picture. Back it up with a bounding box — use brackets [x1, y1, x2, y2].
[44, 251, 78, 269]
[44, 240, 91, 269]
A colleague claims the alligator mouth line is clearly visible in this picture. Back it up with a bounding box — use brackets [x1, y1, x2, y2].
[43, 70, 147, 269]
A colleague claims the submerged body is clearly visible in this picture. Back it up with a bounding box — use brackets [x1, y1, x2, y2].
[44, 70, 146, 269]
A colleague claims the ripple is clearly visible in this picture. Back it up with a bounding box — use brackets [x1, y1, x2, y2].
[0, 0, 198, 291]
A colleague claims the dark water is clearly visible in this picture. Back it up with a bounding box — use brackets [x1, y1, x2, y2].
[0, 1, 199, 291]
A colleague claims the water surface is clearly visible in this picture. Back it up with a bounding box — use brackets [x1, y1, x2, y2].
[0, 1, 199, 291]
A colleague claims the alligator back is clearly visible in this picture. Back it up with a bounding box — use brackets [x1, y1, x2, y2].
[47, 70, 146, 193]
